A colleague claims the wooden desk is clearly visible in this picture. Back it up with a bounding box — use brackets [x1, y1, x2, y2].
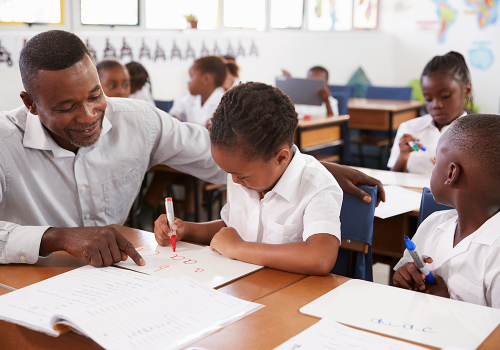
[348, 98, 424, 147]
[295, 115, 350, 163]
[0, 225, 306, 350]
[189, 274, 500, 350]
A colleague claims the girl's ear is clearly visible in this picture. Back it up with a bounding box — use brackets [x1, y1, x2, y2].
[275, 147, 291, 166]
[202, 72, 214, 86]
[445, 162, 460, 186]
[463, 82, 472, 103]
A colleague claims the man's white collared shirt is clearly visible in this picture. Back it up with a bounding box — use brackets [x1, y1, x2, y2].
[0, 98, 226, 264]
[395, 210, 500, 308]
[221, 147, 343, 244]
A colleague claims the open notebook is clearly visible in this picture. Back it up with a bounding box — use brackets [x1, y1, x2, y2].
[0, 266, 263, 350]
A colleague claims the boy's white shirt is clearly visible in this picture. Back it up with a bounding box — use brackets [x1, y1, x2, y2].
[395, 209, 500, 308]
[294, 96, 339, 117]
[387, 112, 467, 176]
[221, 146, 343, 245]
[169, 87, 225, 126]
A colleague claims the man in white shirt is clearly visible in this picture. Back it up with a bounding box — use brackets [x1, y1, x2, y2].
[0, 30, 384, 267]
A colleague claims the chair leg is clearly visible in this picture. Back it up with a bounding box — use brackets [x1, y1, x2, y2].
[357, 144, 364, 167]
[347, 251, 356, 278]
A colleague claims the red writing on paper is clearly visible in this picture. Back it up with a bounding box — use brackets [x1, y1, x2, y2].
[195, 268, 204, 273]
[183, 259, 197, 264]
[170, 254, 185, 260]
[154, 265, 170, 272]
[136, 247, 159, 256]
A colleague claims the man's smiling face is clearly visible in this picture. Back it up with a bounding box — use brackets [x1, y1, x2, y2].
[26, 54, 107, 152]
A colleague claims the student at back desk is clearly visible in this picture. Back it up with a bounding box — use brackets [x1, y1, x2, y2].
[96, 59, 131, 98]
[388, 52, 472, 175]
[126, 61, 155, 106]
[154, 82, 342, 275]
[393, 114, 500, 308]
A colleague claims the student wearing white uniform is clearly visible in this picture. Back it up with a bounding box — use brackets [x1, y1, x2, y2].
[126, 61, 156, 106]
[388, 52, 472, 175]
[96, 59, 131, 98]
[155, 83, 342, 275]
[393, 115, 500, 308]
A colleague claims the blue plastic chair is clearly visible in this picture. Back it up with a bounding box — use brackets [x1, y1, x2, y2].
[329, 85, 356, 99]
[417, 187, 453, 228]
[154, 100, 174, 113]
[365, 86, 412, 101]
[330, 91, 348, 115]
[330, 185, 378, 281]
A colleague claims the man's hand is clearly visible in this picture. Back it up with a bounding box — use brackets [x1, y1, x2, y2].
[154, 215, 186, 247]
[40, 227, 145, 267]
[210, 227, 244, 259]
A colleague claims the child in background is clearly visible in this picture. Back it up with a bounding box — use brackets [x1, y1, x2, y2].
[126, 61, 156, 106]
[96, 60, 131, 98]
[154, 82, 342, 275]
[388, 51, 472, 175]
[283, 66, 339, 117]
[393, 114, 500, 308]
[169, 56, 237, 127]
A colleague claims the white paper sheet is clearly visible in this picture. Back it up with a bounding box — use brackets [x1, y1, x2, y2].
[350, 167, 431, 189]
[374, 185, 422, 219]
[300, 280, 500, 350]
[274, 317, 427, 350]
[116, 241, 263, 288]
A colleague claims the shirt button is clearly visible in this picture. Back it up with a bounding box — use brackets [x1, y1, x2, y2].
[81, 186, 86, 192]
[19, 256, 26, 262]
[85, 214, 90, 219]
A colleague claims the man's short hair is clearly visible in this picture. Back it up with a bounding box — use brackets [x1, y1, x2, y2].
[447, 114, 500, 179]
[20, 30, 91, 99]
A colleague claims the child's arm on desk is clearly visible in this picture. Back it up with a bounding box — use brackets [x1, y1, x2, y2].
[154, 215, 225, 246]
[210, 229, 339, 275]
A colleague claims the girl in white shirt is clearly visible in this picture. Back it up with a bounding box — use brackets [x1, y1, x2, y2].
[126, 61, 156, 106]
[388, 52, 472, 175]
[169, 56, 237, 127]
[393, 114, 500, 308]
[96, 59, 131, 98]
[154, 82, 343, 275]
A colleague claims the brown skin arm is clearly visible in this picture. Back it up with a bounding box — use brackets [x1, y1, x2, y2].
[210, 227, 339, 275]
[316, 88, 334, 116]
[39, 226, 145, 267]
[320, 162, 386, 206]
[391, 134, 421, 172]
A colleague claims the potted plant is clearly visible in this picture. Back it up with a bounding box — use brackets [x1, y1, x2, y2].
[183, 14, 198, 29]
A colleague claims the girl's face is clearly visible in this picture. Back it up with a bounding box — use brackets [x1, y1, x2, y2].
[188, 64, 213, 96]
[421, 72, 471, 129]
[99, 66, 131, 98]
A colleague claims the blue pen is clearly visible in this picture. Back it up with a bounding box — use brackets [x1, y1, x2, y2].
[408, 141, 427, 152]
[404, 235, 435, 285]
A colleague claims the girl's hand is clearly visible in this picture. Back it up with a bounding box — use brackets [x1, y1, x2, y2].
[154, 215, 185, 246]
[210, 227, 244, 259]
[399, 134, 420, 155]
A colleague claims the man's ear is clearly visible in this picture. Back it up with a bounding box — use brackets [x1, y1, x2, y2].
[445, 162, 460, 186]
[20, 91, 38, 115]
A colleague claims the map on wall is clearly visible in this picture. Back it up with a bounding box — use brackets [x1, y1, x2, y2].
[436, 0, 457, 43]
[464, 0, 499, 28]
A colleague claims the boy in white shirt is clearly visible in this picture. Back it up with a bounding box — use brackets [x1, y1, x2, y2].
[155, 82, 343, 275]
[393, 114, 500, 308]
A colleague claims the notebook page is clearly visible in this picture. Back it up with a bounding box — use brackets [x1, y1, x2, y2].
[274, 318, 427, 350]
[55, 275, 264, 350]
[374, 185, 422, 219]
[0, 266, 160, 336]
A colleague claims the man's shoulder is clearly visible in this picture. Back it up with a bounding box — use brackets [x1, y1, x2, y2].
[300, 153, 340, 190]
[0, 106, 28, 142]
[106, 97, 159, 117]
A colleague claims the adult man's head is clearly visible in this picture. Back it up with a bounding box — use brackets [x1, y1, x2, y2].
[20, 30, 107, 152]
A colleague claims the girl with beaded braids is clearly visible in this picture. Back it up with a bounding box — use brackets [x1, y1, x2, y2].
[387, 51, 473, 175]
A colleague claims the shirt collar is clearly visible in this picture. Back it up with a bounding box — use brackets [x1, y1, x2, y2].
[23, 111, 112, 157]
[271, 145, 306, 204]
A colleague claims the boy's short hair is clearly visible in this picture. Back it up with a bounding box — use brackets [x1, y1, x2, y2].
[309, 66, 329, 81]
[210, 82, 298, 161]
[96, 59, 124, 75]
[447, 114, 500, 179]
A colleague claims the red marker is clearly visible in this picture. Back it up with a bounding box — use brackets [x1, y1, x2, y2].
[165, 198, 177, 252]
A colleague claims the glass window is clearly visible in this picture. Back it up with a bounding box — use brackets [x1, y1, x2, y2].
[353, 0, 378, 29]
[146, 0, 218, 30]
[81, 0, 138, 25]
[271, 0, 304, 29]
[223, 0, 266, 30]
[307, 0, 353, 31]
[0, 0, 62, 24]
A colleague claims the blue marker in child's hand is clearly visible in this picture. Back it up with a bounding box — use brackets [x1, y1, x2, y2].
[408, 141, 427, 152]
[404, 235, 435, 285]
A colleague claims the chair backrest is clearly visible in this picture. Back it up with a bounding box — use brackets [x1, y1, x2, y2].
[155, 100, 174, 113]
[330, 91, 348, 115]
[329, 85, 356, 99]
[330, 185, 378, 281]
[417, 187, 453, 228]
[365, 86, 412, 101]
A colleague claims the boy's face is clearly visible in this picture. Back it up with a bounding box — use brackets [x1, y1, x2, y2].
[308, 69, 329, 90]
[99, 66, 131, 98]
[430, 131, 453, 206]
[211, 145, 292, 194]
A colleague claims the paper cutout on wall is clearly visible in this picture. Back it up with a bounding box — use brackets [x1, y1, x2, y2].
[171, 40, 182, 60]
[0, 41, 13, 67]
[249, 39, 258, 57]
[237, 40, 246, 57]
[185, 40, 196, 60]
[139, 39, 151, 60]
[200, 40, 210, 57]
[213, 40, 222, 56]
[154, 41, 166, 61]
[120, 38, 133, 60]
[103, 38, 117, 59]
[226, 41, 235, 58]
[86, 39, 98, 62]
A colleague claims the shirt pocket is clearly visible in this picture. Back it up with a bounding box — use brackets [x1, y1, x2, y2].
[447, 273, 484, 306]
[266, 220, 299, 244]
[102, 164, 143, 222]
